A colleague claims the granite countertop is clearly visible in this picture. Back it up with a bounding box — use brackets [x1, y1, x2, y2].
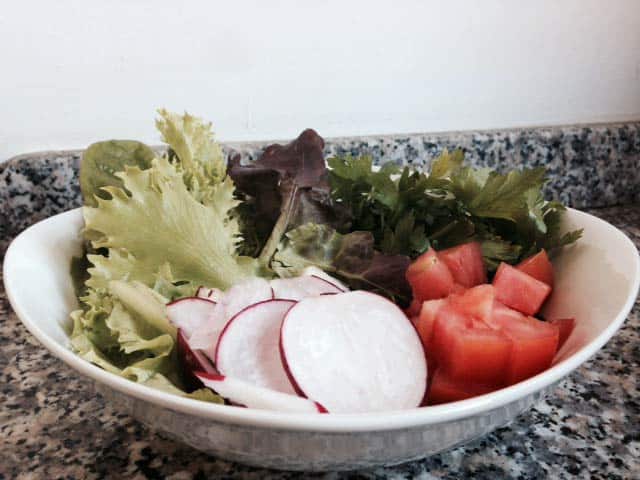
[1, 124, 639, 479]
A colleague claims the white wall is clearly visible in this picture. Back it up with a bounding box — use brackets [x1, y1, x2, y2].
[1, 0, 639, 161]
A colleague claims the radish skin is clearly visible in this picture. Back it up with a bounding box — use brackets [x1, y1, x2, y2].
[215, 299, 297, 394]
[280, 291, 427, 413]
[195, 372, 327, 413]
[301, 266, 348, 291]
[177, 329, 217, 391]
[188, 278, 273, 360]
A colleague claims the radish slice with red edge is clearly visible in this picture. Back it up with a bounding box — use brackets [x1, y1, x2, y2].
[195, 372, 327, 413]
[216, 299, 297, 394]
[188, 278, 273, 360]
[177, 329, 217, 391]
[218, 278, 275, 317]
[301, 266, 347, 291]
[280, 291, 427, 413]
[166, 297, 216, 339]
[270, 276, 342, 301]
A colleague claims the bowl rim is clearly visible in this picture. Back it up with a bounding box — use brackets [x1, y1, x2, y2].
[4, 207, 639, 433]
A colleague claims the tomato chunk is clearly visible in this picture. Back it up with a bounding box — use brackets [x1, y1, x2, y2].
[517, 249, 554, 287]
[486, 300, 523, 326]
[493, 262, 551, 315]
[416, 298, 446, 370]
[416, 298, 446, 347]
[431, 304, 511, 385]
[406, 248, 459, 301]
[550, 317, 575, 350]
[439, 242, 487, 288]
[427, 368, 496, 405]
[488, 303, 559, 385]
[448, 284, 495, 323]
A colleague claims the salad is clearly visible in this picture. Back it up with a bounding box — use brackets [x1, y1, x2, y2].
[70, 110, 581, 413]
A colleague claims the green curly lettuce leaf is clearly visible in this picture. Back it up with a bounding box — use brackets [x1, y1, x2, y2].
[83, 156, 256, 289]
[70, 282, 223, 403]
[71, 110, 250, 402]
[80, 140, 155, 207]
[156, 109, 240, 232]
[156, 108, 226, 181]
[158, 110, 243, 247]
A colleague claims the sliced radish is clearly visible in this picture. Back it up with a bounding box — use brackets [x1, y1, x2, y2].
[195, 286, 223, 302]
[166, 297, 216, 339]
[178, 330, 217, 373]
[195, 372, 327, 413]
[185, 308, 229, 361]
[216, 299, 297, 394]
[270, 276, 342, 301]
[280, 291, 427, 413]
[177, 329, 217, 391]
[302, 266, 348, 291]
[219, 277, 274, 317]
[188, 277, 273, 360]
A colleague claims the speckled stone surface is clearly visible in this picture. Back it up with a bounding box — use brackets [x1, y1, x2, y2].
[1, 124, 639, 479]
[2, 122, 639, 256]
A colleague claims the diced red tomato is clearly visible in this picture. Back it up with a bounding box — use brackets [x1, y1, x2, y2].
[517, 249, 554, 287]
[470, 318, 492, 329]
[439, 242, 487, 288]
[427, 368, 496, 405]
[493, 262, 552, 315]
[431, 304, 511, 385]
[486, 300, 525, 326]
[406, 248, 459, 301]
[448, 284, 495, 323]
[429, 303, 469, 354]
[416, 298, 446, 348]
[549, 317, 575, 350]
[409, 249, 565, 402]
[487, 303, 559, 385]
[416, 298, 446, 370]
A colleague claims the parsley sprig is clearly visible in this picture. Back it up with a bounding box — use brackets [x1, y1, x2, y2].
[328, 150, 582, 271]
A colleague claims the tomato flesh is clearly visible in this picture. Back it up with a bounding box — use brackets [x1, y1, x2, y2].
[448, 284, 495, 323]
[486, 300, 523, 325]
[517, 249, 554, 287]
[416, 298, 446, 369]
[493, 262, 551, 315]
[487, 302, 559, 385]
[431, 304, 511, 385]
[550, 317, 575, 350]
[427, 368, 496, 405]
[439, 242, 487, 288]
[406, 248, 458, 301]
[416, 298, 446, 347]
[409, 250, 566, 404]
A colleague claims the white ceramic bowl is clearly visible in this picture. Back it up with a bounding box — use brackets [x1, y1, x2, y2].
[4, 207, 639, 471]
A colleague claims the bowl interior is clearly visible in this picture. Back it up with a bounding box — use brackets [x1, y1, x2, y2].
[5, 209, 84, 346]
[541, 210, 638, 363]
[3, 207, 639, 431]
